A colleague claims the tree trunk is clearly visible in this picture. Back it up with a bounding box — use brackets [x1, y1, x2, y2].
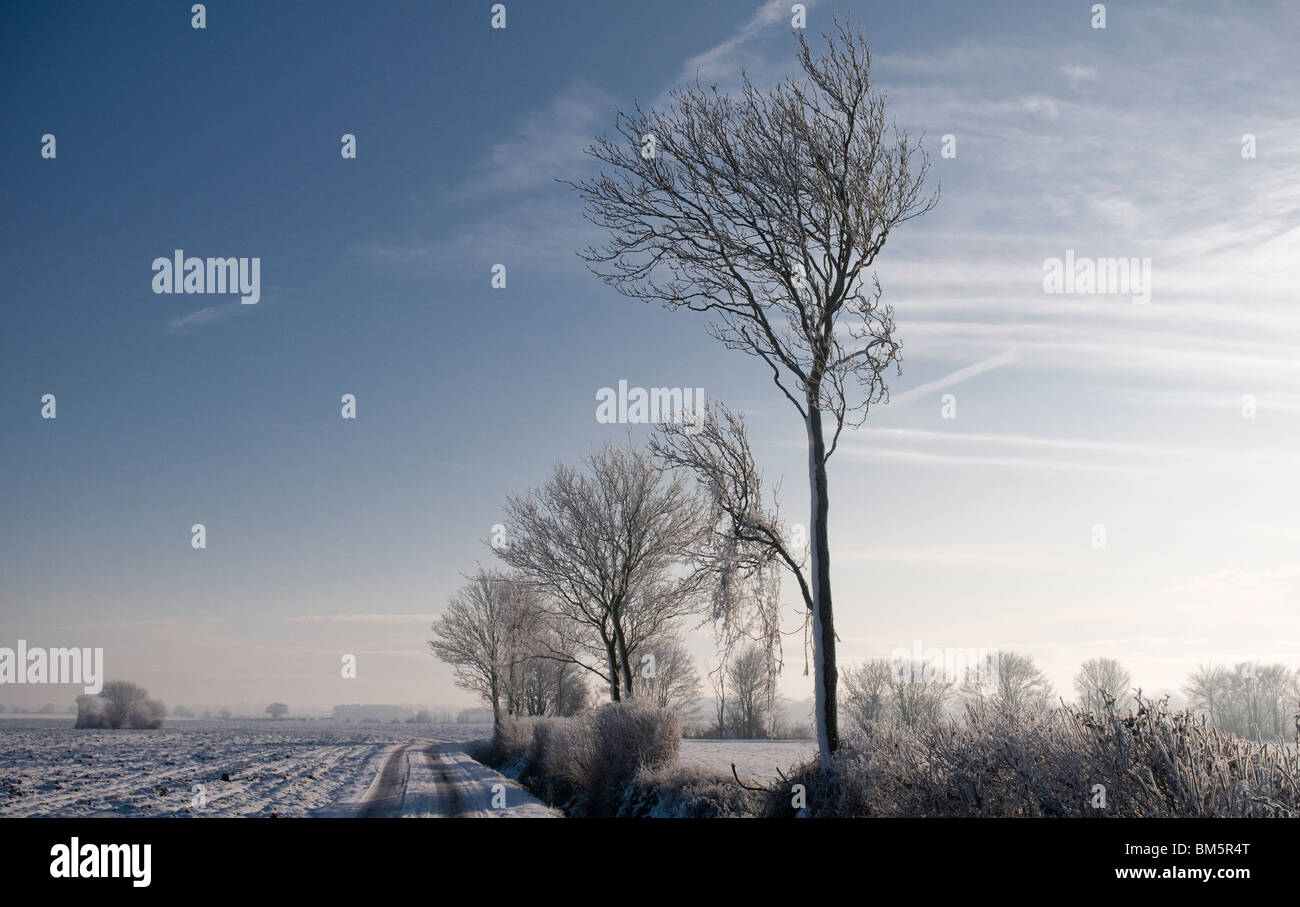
[612, 616, 635, 699]
[604, 636, 621, 701]
[554, 664, 565, 717]
[715, 681, 726, 738]
[806, 401, 839, 769]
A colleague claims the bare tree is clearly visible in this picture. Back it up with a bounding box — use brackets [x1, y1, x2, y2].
[727, 644, 775, 738]
[639, 632, 703, 714]
[1073, 657, 1131, 714]
[1183, 663, 1229, 727]
[572, 19, 936, 766]
[710, 665, 728, 738]
[841, 658, 892, 731]
[887, 658, 952, 727]
[519, 657, 557, 717]
[972, 651, 1053, 714]
[514, 624, 595, 718]
[556, 667, 591, 717]
[265, 702, 289, 719]
[498, 443, 704, 701]
[428, 569, 540, 726]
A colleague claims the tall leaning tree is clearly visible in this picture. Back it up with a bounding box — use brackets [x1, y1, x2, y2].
[571, 19, 936, 766]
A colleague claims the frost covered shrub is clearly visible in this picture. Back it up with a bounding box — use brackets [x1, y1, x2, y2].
[764, 695, 1300, 818]
[570, 698, 680, 814]
[532, 715, 586, 805]
[75, 681, 167, 730]
[619, 764, 762, 817]
[491, 714, 544, 768]
[490, 699, 680, 815]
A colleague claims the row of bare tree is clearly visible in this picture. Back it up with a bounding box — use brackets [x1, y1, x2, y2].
[429, 440, 781, 728]
[839, 653, 1300, 742]
[840, 651, 1059, 729]
[429, 569, 592, 724]
[1183, 662, 1300, 740]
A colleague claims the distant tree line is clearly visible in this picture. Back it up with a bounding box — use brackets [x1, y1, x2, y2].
[835, 652, 1300, 744]
[1183, 662, 1299, 740]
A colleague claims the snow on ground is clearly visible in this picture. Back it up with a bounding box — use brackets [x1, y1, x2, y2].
[679, 739, 818, 783]
[0, 717, 493, 818]
[359, 742, 557, 817]
[1, 717, 811, 817]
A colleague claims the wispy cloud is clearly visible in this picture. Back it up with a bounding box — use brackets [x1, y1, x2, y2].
[358, 196, 598, 273]
[163, 301, 245, 333]
[674, 0, 820, 89]
[285, 614, 439, 624]
[1060, 64, 1096, 88]
[71, 617, 224, 630]
[840, 543, 1093, 572]
[832, 425, 1299, 473]
[470, 82, 611, 193]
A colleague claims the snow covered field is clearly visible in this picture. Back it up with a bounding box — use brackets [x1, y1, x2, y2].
[0, 717, 814, 817]
[679, 739, 818, 783]
[0, 718, 495, 818]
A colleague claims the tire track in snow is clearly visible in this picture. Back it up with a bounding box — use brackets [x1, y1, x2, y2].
[357, 741, 556, 817]
[357, 743, 412, 817]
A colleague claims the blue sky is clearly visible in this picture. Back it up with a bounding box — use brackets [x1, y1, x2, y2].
[2, 0, 1299, 714]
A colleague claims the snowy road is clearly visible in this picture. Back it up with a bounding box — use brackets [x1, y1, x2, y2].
[358, 741, 557, 818]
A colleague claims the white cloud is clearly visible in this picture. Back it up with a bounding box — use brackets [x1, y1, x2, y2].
[472, 82, 611, 193]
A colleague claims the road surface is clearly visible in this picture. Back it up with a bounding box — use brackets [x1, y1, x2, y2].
[358, 741, 556, 818]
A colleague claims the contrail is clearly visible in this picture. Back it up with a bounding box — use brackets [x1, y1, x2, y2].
[889, 349, 1018, 406]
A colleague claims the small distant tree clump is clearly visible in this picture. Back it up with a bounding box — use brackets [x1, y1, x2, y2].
[841, 659, 893, 730]
[726, 645, 777, 738]
[1074, 657, 1132, 714]
[266, 702, 289, 719]
[75, 681, 166, 729]
[964, 651, 1053, 714]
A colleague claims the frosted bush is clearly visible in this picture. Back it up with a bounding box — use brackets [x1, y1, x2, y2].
[75, 681, 167, 730]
